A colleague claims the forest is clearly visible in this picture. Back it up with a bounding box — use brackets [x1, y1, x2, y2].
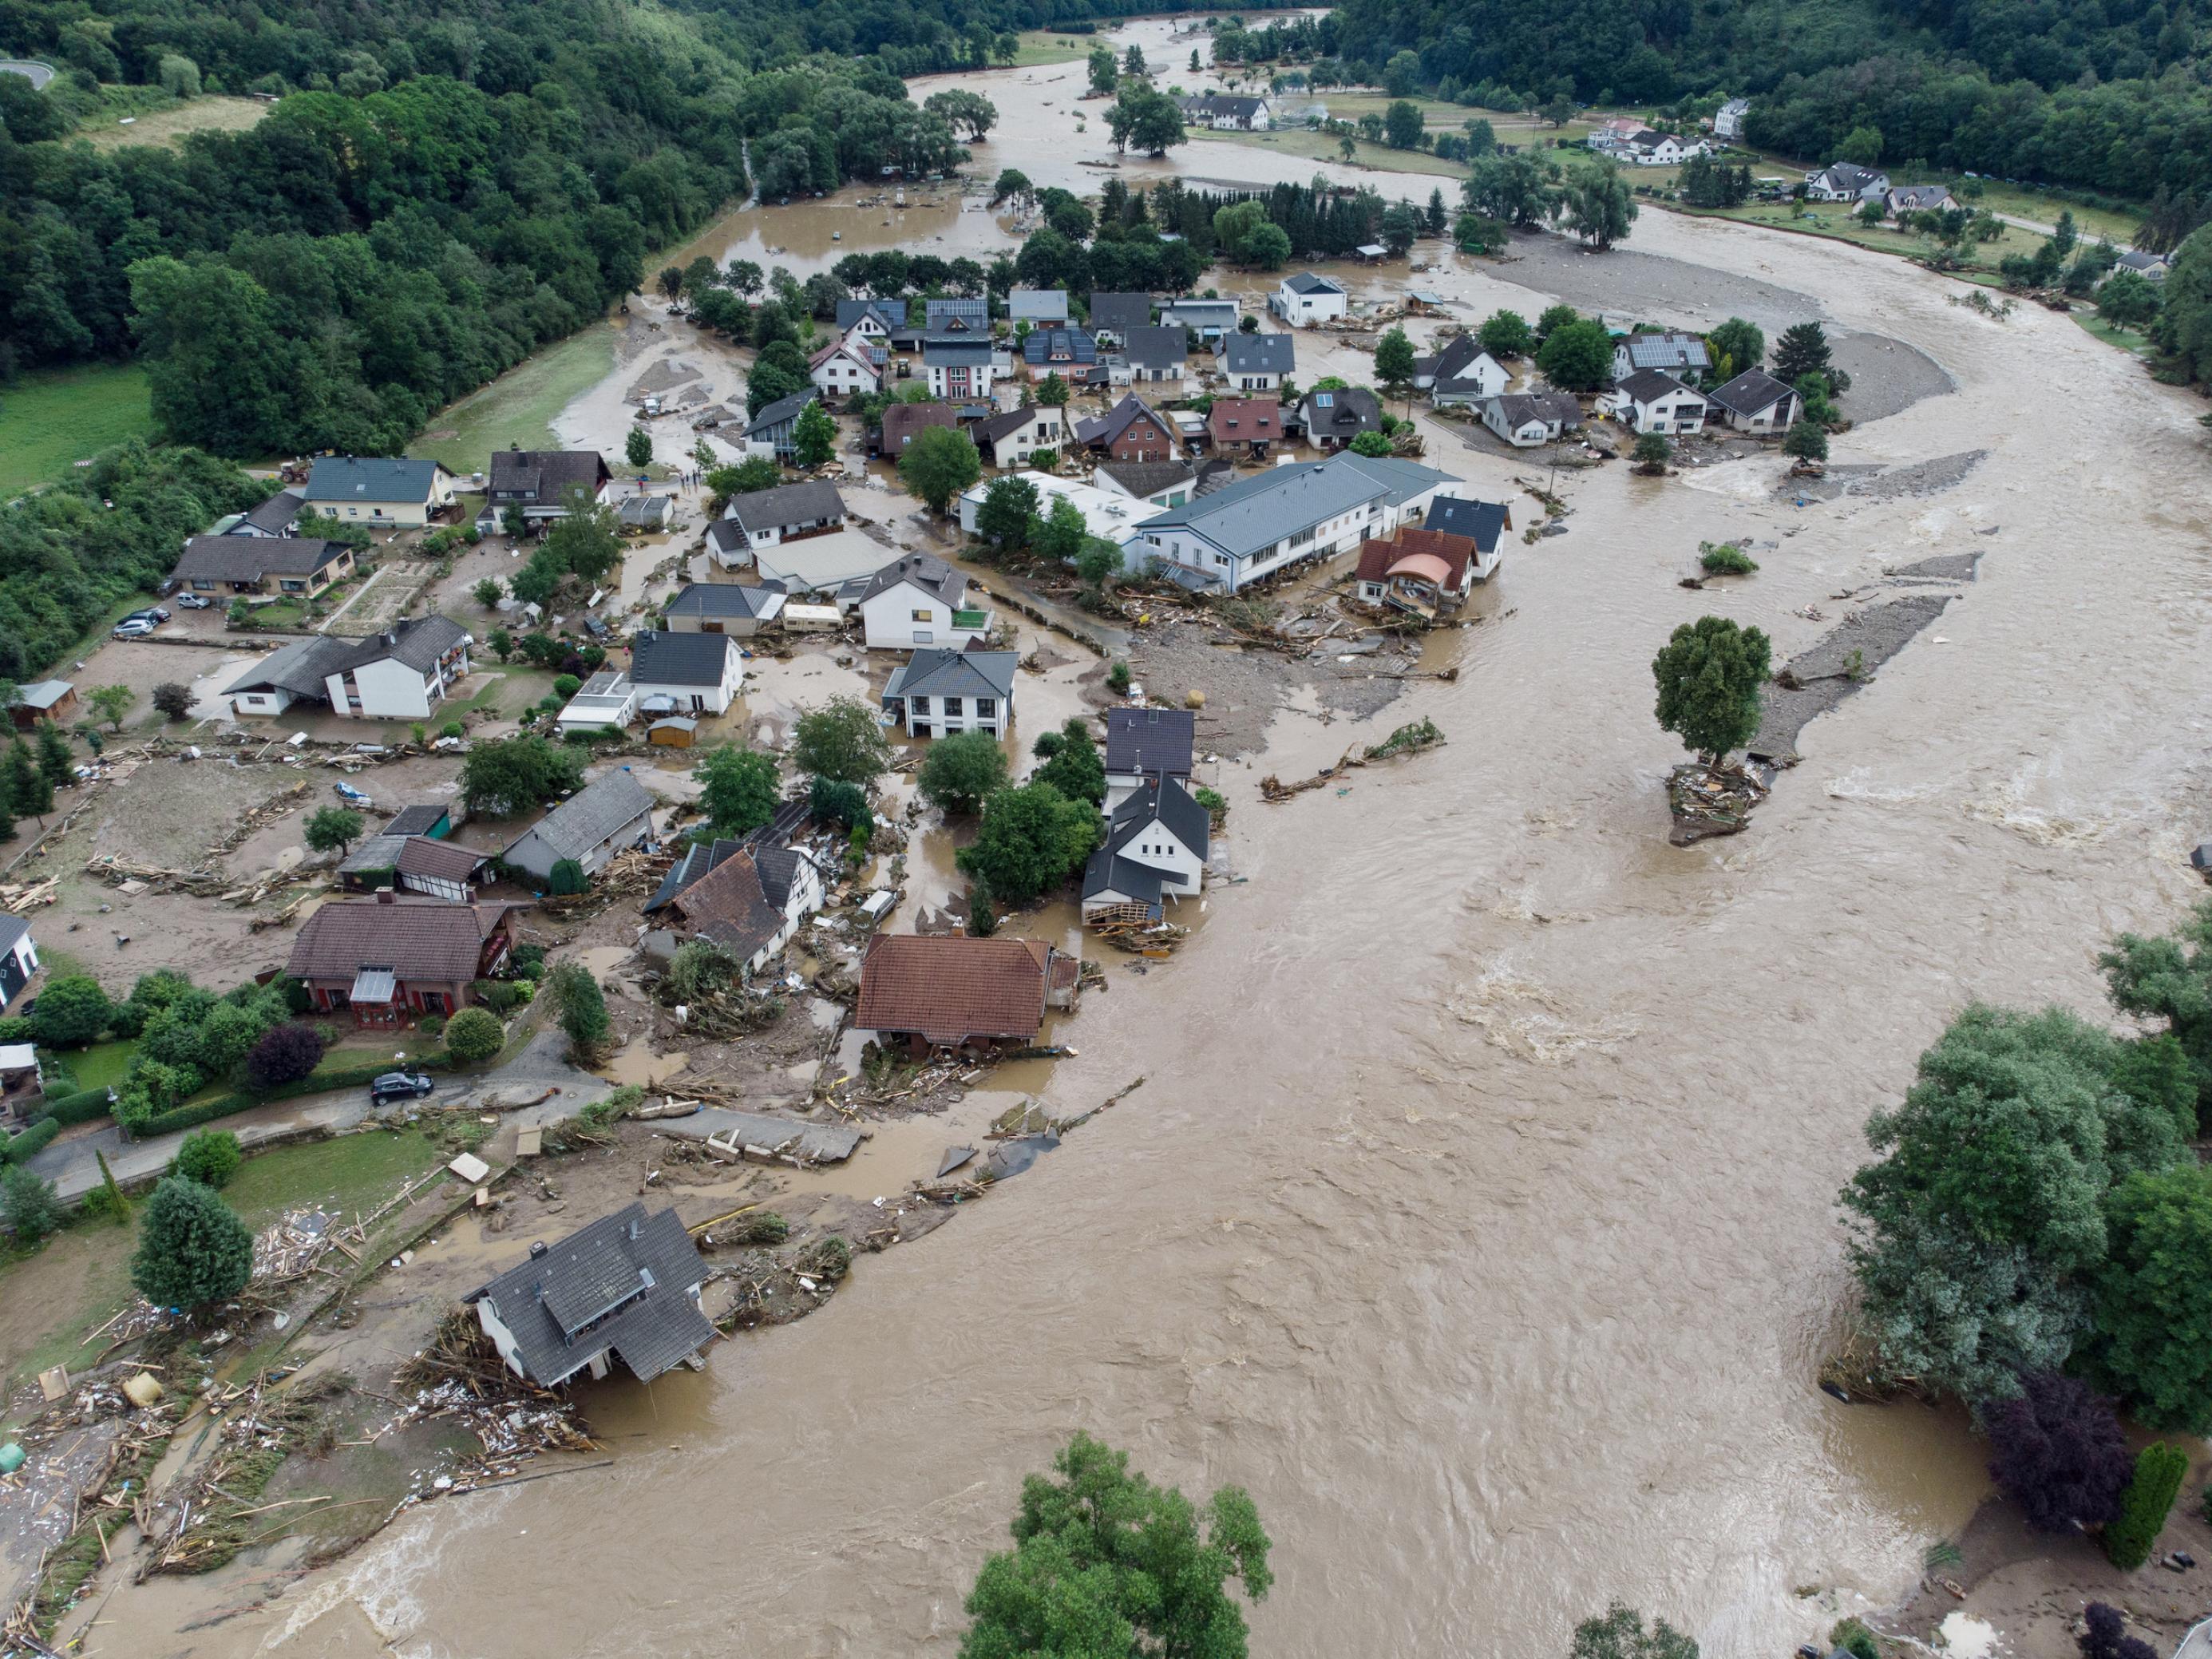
[1322, 0, 2212, 201]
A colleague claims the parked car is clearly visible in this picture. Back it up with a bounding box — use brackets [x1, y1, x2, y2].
[175, 592, 213, 609]
[124, 607, 172, 624]
[369, 1071, 436, 1105]
[111, 619, 154, 639]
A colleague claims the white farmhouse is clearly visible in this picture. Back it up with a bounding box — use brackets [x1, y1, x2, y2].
[220, 615, 473, 720]
[882, 649, 1017, 738]
[856, 553, 992, 651]
[627, 631, 743, 716]
[809, 338, 884, 399]
[1268, 272, 1348, 327]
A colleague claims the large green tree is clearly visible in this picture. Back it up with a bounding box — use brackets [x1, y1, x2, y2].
[791, 696, 894, 786]
[1557, 159, 1637, 249]
[695, 746, 782, 837]
[1373, 327, 1418, 397]
[918, 731, 1011, 815]
[960, 1433, 1272, 1659]
[2099, 898, 2212, 1115]
[1031, 719, 1106, 806]
[956, 782, 1100, 905]
[132, 1175, 254, 1312]
[2091, 1164, 2212, 1431]
[1571, 1602, 1699, 1659]
[900, 426, 983, 515]
[1534, 319, 1613, 391]
[1650, 616, 1771, 763]
[459, 736, 587, 817]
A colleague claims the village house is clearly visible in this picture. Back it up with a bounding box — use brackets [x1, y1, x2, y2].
[1705, 368, 1802, 434]
[1416, 335, 1509, 402]
[1074, 395, 1179, 464]
[466, 1205, 715, 1387]
[501, 768, 655, 886]
[220, 615, 473, 720]
[1134, 450, 1450, 593]
[1161, 298, 1239, 339]
[1009, 289, 1070, 325]
[956, 473, 1149, 568]
[629, 631, 743, 716]
[854, 934, 1079, 1051]
[973, 405, 1066, 468]
[652, 839, 826, 976]
[809, 338, 884, 399]
[883, 648, 1017, 738]
[1103, 706, 1196, 810]
[5, 680, 77, 732]
[284, 893, 516, 1025]
[486, 449, 611, 529]
[554, 670, 639, 735]
[1478, 390, 1583, 448]
[876, 400, 959, 460]
[2111, 248, 2170, 282]
[1082, 774, 1211, 926]
[1269, 273, 1349, 327]
[0, 914, 37, 1012]
[1427, 497, 1512, 582]
[302, 456, 456, 529]
[1298, 386, 1387, 451]
[1217, 331, 1294, 392]
[1603, 370, 1709, 435]
[834, 299, 903, 342]
[1087, 292, 1153, 346]
[172, 537, 353, 600]
[1206, 397, 1283, 458]
[1804, 161, 1891, 202]
[1021, 327, 1102, 386]
[224, 488, 305, 538]
[663, 582, 785, 636]
[1714, 97, 1750, 141]
[925, 337, 998, 401]
[742, 388, 819, 460]
[1613, 331, 1711, 382]
[337, 833, 489, 901]
[1094, 460, 1197, 511]
[723, 479, 846, 553]
[1178, 93, 1271, 130]
[1885, 184, 1957, 216]
[1352, 520, 1498, 616]
[857, 552, 990, 651]
[924, 297, 989, 335]
[1120, 326, 1188, 386]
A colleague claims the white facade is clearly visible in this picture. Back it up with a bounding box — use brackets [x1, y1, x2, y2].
[811, 342, 882, 398]
[984, 408, 1066, 466]
[1135, 468, 1445, 594]
[738, 856, 828, 975]
[1481, 402, 1563, 447]
[899, 686, 1011, 739]
[1714, 98, 1749, 141]
[957, 473, 1148, 567]
[324, 641, 472, 720]
[926, 355, 999, 400]
[1270, 275, 1347, 327]
[1428, 350, 1510, 403]
[1, 925, 38, 1012]
[632, 648, 744, 715]
[859, 580, 989, 651]
[1605, 382, 1708, 435]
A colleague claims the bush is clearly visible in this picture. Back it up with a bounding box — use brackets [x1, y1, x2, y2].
[1194, 786, 1228, 818]
[131, 1174, 254, 1311]
[245, 1023, 326, 1091]
[548, 857, 588, 896]
[510, 943, 547, 980]
[473, 980, 522, 1016]
[417, 1012, 445, 1039]
[553, 674, 582, 699]
[1106, 659, 1131, 694]
[734, 1210, 789, 1245]
[172, 1127, 242, 1188]
[150, 682, 193, 720]
[3, 1117, 60, 1164]
[2104, 1442, 2188, 1569]
[440, 721, 465, 740]
[2, 1164, 62, 1241]
[30, 975, 113, 1047]
[547, 961, 612, 1061]
[1830, 1619, 1879, 1659]
[809, 775, 871, 833]
[2079, 1603, 2158, 1659]
[1699, 542, 1759, 575]
[444, 1006, 504, 1066]
[132, 1056, 451, 1138]
[40, 1086, 116, 1126]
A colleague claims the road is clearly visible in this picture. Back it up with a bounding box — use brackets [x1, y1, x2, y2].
[0, 61, 53, 90]
[25, 1028, 612, 1201]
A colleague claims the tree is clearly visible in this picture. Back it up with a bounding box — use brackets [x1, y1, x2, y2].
[1339, 132, 1357, 163]
[5, 742, 50, 820]
[657, 266, 685, 303]
[975, 476, 1043, 551]
[2052, 209, 2079, 262]
[1983, 1371, 2131, 1530]
[791, 696, 894, 786]
[1535, 319, 1613, 390]
[2105, 1442, 2189, 1570]
[1031, 719, 1106, 806]
[707, 455, 784, 501]
[792, 402, 838, 468]
[87, 684, 136, 732]
[2098, 270, 2160, 331]
[245, 1023, 324, 1091]
[1123, 44, 1146, 78]
[956, 782, 1100, 905]
[460, 736, 585, 816]
[172, 1128, 242, 1188]
[1632, 432, 1672, 473]
[546, 960, 612, 1061]
[150, 682, 192, 721]
[444, 1005, 504, 1066]
[1374, 327, 1417, 398]
[919, 731, 1011, 815]
[132, 1175, 254, 1312]
[992, 168, 1033, 207]
[1771, 322, 1834, 386]
[486, 628, 513, 663]
[1383, 49, 1422, 97]
[1107, 89, 1186, 156]
[1239, 222, 1292, 271]
[543, 497, 624, 588]
[303, 806, 365, 857]
[924, 89, 999, 141]
[35, 723, 73, 790]
[1652, 615, 1771, 764]
[900, 426, 983, 515]
[1036, 372, 1071, 408]
[696, 746, 782, 837]
[472, 577, 505, 608]
[1558, 159, 1637, 250]
[30, 975, 112, 1047]
[625, 426, 653, 469]
[1032, 497, 1089, 567]
[1569, 1602, 1699, 1659]
[1349, 430, 1395, 457]
[1782, 419, 1830, 463]
[1478, 310, 1532, 358]
[548, 858, 587, 897]
[959, 1433, 1271, 1659]
[1383, 100, 1424, 150]
[1535, 303, 1581, 341]
[809, 775, 871, 833]
[2, 1166, 62, 1243]
[1088, 45, 1118, 95]
[1707, 318, 1763, 374]
[1074, 537, 1122, 594]
[2090, 1165, 2212, 1431]
[2100, 900, 2212, 1113]
[1379, 202, 1423, 256]
[2080, 1606, 2159, 1659]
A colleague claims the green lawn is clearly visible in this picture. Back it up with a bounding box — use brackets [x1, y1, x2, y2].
[1963, 180, 2143, 244]
[0, 362, 155, 495]
[408, 325, 618, 475]
[457, 663, 559, 718]
[1011, 30, 1098, 66]
[222, 1128, 446, 1233]
[1671, 199, 2056, 275]
[1203, 123, 1470, 179]
[2075, 312, 2154, 354]
[50, 1039, 137, 1095]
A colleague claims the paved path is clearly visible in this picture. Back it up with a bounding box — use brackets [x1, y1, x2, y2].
[0, 61, 54, 89]
[26, 1030, 611, 1202]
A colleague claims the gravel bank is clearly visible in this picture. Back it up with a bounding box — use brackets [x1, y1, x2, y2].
[1748, 593, 1958, 766]
[1125, 614, 1427, 759]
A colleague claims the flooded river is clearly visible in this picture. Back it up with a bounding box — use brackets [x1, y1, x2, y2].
[102, 21, 2212, 1658]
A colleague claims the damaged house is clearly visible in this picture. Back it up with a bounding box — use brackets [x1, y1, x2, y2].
[855, 934, 1080, 1053]
[1082, 776, 1211, 927]
[645, 837, 826, 976]
[501, 768, 657, 887]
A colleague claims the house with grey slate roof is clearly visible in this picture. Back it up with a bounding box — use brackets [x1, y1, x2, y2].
[1103, 706, 1196, 809]
[743, 388, 819, 459]
[628, 630, 743, 715]
[501, 767, 657, 885]
[1082, 775, 1211, 925]
[1217, 331, 1295, 391]
[1160, 298, 1239, 339]
[301, 456, 457, 528]
[924, 337, 999, 400]
[1120, 326, 1188, 386]
[1086, 292, 1153, 346]
[882, 648, 1018, 738]
[466, 1205, 714, 1386]
[1704, 368, 1801, 434]
[663, 582, 785, 637]
[230, 488, 305, 539]
[486, 449, 611, 528]
[857, 553, 990, 651]
[220, 615, 473, 719]
[726, 479, 846, 550]
[172, 536, 354, 598]
[1268, 272, 1347, 327]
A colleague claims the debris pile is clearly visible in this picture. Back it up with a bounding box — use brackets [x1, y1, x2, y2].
[1665, 762, 1773, 845]
[389, 1311, 596, 1480]
[251, 1207, 350, 1285]
[143, 1372, 339, 1574]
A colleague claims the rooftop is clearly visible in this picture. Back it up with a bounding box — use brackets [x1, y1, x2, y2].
[727, 479, 845, 535]
[172, 537, 346, 586]
[468, 1204, 714, 1385]
[630, 630, 737, 688]
[302, 456, 445, 504]
[884, 647, 1018, 704]
[285, 897, 513, 982]
[858, 552, 966, 608]
[856, 935, 1059, 1043]
[1105, 706, 1196, 777]
[1220, 333, 1295, 374]
[505, 770, 655, 861]
[1136, 451, 1450, 560]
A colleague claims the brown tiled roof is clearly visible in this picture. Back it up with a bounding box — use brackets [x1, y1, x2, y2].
[1208, 398, 1281, 442]
[286, 898, 513, 982]
[855, 935, 1055, 1043]
[879, 402, 958, 453]
[396, 837, 489, 881]
[1355, 527, 1478, 587]
[667, 848, 784, 960]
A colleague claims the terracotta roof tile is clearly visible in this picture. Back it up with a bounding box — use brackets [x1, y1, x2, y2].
[855, 935, 1057, 1043]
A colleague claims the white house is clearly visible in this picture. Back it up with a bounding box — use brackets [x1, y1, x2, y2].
[856, 552, 991, 651]
[486, 450, 611, 528]
[1133, 451, 1451, 594]
[1602, 370, 1708, 435]
[465, 1205, 712, 1387]
[1103, 707, 1195, 810]
[628, 631, 743, 716]
[501, 768, 657, 886]
[1080, 776, 1210, 925]
[1217, 331, 1294, 392]
[958, 472, 1149, 568]
[725, 480, 846, 551]
[972, 405, 1066, 468]
[1160, 299, 1239, 339]
[1714, 97, 1750, 141]
[1805, 162, 1890, 202]
[220, 615, 473, 720]
[834, 299, 902, 341]
[653, 838, 828, 976]
[1704, 369, 1802, 435]
[882, 649, 1018, 738]
[809, 338, 884, 398]
[1478, 392, 1581, 448]
[1419, 335, 1510, 403]
[1624, 131, 1687, 166]
[1178, 93, 1271, 131]
[1613, 332, 1711, 382]
[300, 457, 457, 529]
[1268, 273, 1348, 327]
[924, 338, 998, 401]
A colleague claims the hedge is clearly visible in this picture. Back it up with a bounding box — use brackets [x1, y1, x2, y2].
[133, 1055, 453, 1139]
[2106, 1441, 2190, 1570]
[39, 1087, 116, 1126]
[2, 1118, 61, 1164]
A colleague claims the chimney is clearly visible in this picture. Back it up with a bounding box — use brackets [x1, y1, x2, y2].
[376, 889, 395, 904]
[627, 1217, 642, 1241]
[380, 628, 398, 648]
[529, 1241, 548, 1259]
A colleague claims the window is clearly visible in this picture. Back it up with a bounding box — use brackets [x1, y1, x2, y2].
[911, 695, 931, 715]
[1288, 526, 1316, 549]
[944, 697, 964, 718]
[976, 698, 995, 718]
[910, 608, 932, 623]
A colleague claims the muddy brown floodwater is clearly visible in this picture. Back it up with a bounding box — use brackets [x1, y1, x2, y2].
[88, 29, 2212, 1659]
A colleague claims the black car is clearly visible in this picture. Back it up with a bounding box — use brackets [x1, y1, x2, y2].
[369, 1071, 437, 1105]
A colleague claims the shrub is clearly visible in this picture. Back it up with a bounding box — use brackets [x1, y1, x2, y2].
[172, 1128, 242, 1188]
[547, 961, 612, 1061]
[1699, 542, 1759, 575]
[150, 682, 193, 720]
[809, 775, 871, 833]
[510, 943, 547, 980]
[440, 721, 465, 740]
[553, 674, 582, 699]
[473, 980, 522, 1016]
[131, 1175, 254, 1311]
[2, 1165, 62, 1241]
[2079, 1603, 2158, 1659]
[244, 1023, 326, 1091]
[3, 1117, 61, 1163]
[41, 1086, 116, 1126]
[1830, 1619, 1879, 1659]
[2104, 1442, 2188, 1569]
[734, 1210, 789, 1245]
[417, 1012, 445, 1039]
[444, 1006, 504, 1066]
[548, 857, 588, 896]
[1195, 786, 1228, 818]
[1106, 660, 1131, 695]
[30, 975, 113, 1047]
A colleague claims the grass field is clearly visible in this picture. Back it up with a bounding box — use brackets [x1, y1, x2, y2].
[1203, 123, 1469, 179]
[1672, 196, 2055, 275]
[0, 362, 154, 495]
[408, 324, 618, 475]
[78, 93, 268, 152]
[1011, 30, 1101, 66]
[222, 1129, 446, 1232]
[49, 1039, 139, 1095]
[2074, 312, 2153, 355]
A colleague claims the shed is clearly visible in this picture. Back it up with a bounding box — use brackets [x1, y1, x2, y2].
[648, 718, 698, 747]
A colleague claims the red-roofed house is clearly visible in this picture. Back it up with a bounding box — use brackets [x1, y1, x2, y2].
[1352, 521, 1502, 616]
[855, 935, 1080, 1052]
[1207, 397, 1282, 458]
